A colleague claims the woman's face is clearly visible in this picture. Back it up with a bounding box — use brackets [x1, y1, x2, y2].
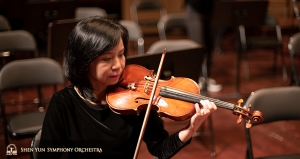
[87, 38, 126, 89]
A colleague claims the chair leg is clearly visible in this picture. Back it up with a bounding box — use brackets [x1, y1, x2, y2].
[272, 47, 287, 81]
[137, 38, 144, 55]
[293, 73, 300, 86]
[273, 49, 278, 72]
[208, 115, 216, 157]
[238, 25, 250, 81]
[245, 125, 254, 159]
[243, 53, 250, 81]
[0, 94, 9, 144]
[1, 100, 11, 159]
[2, 120, 10, 155]
[279, 48, 287, 81]
[37, 85, 45, 112]
[193, 115, 216, 157]
[297, 77, 300, 86]
[290, 55, 299, 85]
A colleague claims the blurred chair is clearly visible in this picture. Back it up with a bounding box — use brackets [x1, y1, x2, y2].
[238, 12, 287, 81]
[147, 39, 200, 53]
[147, 39, 203, 88]
[47, 19, 80, 62]
[292, 0, 300, 31]
[0, 30, 38, 57]
[75, 7, 118, 20]
[30, 129, 42, 159]
[0, 57, 65, 154]
[75, 7, 107, 19]
[288, 32, 300, 86]
[243, 86, 300, 159]
[30, 129, 68, 159]
[130, 0, 167, 29]
[0, 15, 11, 32]
[0, 30, 38, 67]
[119, 20, 144, 55]
[157, 13, 187, 40]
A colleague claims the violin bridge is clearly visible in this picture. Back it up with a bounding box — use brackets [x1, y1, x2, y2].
[144, 75, 155, 82]
[127, 82, 137, 90]
[144, 81, 150, 94]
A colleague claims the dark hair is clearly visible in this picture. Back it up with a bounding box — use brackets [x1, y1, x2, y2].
[64, 16, 129, 102]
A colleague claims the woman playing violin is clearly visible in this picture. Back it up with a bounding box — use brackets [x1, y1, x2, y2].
[39, 16, 217, 159]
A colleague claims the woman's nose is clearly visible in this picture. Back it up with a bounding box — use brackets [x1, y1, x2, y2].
[112, 57, 121, 70]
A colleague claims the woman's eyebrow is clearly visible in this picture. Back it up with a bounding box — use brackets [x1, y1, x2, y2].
[105, 48, 125, 54]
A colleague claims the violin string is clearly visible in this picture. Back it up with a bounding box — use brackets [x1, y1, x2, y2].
[134, 82, 165, 93]
[134, 81, 235, 110]
[136, 82, 164, 89]
[161, 86, 235, 110]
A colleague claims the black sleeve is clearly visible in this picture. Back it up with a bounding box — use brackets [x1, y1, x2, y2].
[38, 94, 65, 159]
[143, 111, 192, 159]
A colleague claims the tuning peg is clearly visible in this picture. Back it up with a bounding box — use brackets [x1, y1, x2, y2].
[237, 99, 243, 105]
[237, 115, 242, 124]
[245, 104, 252, 128]
[236, 99, 244, 124]
[246, 120, 252, 128]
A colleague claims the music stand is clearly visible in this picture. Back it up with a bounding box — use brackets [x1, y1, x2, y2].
[126, 47, 205, 84]
[211, 0, 268, 100]
[47, 18, 80, 63]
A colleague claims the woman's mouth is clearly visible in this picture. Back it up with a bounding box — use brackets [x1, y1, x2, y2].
[109, 75, 120, 79]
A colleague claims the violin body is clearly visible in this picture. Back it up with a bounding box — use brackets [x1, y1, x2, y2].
[106, 64, 200, 121]
[107, 64, 263, 126]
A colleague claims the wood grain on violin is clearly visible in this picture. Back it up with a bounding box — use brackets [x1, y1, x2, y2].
[106, 64, 264, 128]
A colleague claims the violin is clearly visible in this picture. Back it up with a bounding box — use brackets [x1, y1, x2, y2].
[106, 64, 264, 128]
[107, 49, 263, 159]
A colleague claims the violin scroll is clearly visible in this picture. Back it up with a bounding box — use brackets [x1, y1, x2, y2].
[233, 99, 264, 128]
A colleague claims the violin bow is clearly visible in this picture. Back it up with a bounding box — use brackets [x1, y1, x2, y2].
[133, 49, 167, 159]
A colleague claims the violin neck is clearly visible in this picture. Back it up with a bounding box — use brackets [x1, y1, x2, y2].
[160, 86, 236, 110]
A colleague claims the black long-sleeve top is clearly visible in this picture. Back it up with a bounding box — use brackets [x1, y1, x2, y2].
[38, 86, 191, 159]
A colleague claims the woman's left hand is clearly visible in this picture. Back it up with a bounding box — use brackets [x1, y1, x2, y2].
[179, 100, 217, 143]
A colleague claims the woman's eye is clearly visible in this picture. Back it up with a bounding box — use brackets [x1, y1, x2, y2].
[103, 57, 111, 61]
[118, 53, 124, 57]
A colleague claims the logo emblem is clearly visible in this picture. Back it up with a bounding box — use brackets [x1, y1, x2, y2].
[6, 144, 17, 156]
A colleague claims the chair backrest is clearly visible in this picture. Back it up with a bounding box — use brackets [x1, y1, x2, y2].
[0, 15, 11, 32]
[243, 86, 300, 159]
[119, 20, 144, 55]
[75, 7, 107, 19]
[47, 19, 80, 62]
[264, 12, 278, 26]
[288, 32, 300, 56]
[119, 20, 143, 41]
[288, 32, 300, 85]
[0, 57, 65, 90]
[244, 87, 300, 126]
[157, 13, 187, 40]
[0, 30, 38, 57]
[30, 129, 42, 159]
[130, 0, 167, 24]
[147, 39, 201, 54]
[292, 0, 300, 31]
